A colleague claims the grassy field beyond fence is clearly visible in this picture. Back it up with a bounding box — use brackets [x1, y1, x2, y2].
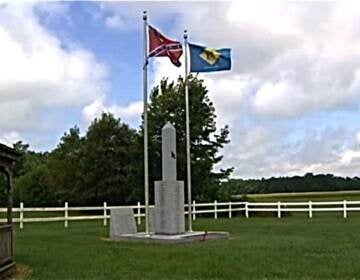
[235, 190, 360, 202]
[13, 216, 360, 279]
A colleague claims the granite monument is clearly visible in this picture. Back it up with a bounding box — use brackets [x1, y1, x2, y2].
[154, 122, 185, 234]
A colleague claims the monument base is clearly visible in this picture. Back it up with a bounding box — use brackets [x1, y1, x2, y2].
[107, 231, 229, 244]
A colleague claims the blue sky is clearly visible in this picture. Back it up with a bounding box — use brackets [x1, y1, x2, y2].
[35, 1, 145, 119]
[1, 1, 360, 178]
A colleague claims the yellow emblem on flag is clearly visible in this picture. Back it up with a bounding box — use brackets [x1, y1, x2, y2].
[200, 48, 220, 65]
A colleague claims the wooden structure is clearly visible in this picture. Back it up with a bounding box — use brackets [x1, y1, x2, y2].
[0, 144, 19, 279]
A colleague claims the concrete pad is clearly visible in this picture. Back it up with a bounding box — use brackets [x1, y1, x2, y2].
[107, 231, 230, 244]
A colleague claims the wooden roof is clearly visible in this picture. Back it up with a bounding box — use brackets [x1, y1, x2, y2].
[0, 143, 20, 169]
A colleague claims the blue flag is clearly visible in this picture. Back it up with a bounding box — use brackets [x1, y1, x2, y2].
[189, 43, 231, 72]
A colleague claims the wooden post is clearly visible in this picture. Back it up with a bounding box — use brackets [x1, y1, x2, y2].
[0, 144, 20, 279]
[5, 167, 15, 271]
[103, 202, 107, 226]
[229, 202, 232, 218]
[343, 200, 347, 219]
[64, 202, 68, 228]
[192, 200, 196, 221]
[137, 202, 141, 225]
[245, 202, 249, 218]
[6, 169, 13, 225]
[277, 201, 281, 218]
[20, 202, 24, 229]
[214, 200, 218, 219]
[309, 201, 313, 218]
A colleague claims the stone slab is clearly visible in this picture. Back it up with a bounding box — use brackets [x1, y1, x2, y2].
[110, 208, 137, 239]
[107, 231, 230, 244]
[154, 180, 185, 235]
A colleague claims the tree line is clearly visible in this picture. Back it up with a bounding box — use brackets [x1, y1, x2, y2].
[0, 76, 233, 206]
[224, 173, 360, 195]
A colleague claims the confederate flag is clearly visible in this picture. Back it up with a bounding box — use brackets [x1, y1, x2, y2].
[148, 25, 183, 67]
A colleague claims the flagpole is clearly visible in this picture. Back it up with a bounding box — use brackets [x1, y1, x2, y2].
[184, 30, 193, 232]
[143, 11, 150, 236]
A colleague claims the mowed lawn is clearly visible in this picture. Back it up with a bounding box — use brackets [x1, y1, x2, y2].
[13, 216, 360, 280]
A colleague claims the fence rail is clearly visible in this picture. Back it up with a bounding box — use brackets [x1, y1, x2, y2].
[1, 200, 360, 228]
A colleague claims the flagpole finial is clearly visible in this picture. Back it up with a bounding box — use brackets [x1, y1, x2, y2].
[184, 29, 188, 40]
[143, 11, 147, 21]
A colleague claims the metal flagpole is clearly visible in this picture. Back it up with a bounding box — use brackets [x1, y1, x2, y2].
[184, 30, 193, 232]
[143, 11, 150, 235]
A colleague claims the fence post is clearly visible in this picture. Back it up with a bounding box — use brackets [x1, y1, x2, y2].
[229, 202, 232, 219]
[20, 202, 24, 229]
[277, 201, 281, 218]
[64, 202, 68, 228]
[245, 202, 249, 218]
[343, 200, 347, 218]
[192, 200, 196, 221]
[214, 200, 218, 219]
[103, 202, 107, 226]
[309, 201, 312, 219]
[137, 202, 141, 225]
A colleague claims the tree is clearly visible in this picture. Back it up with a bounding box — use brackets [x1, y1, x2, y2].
[223, 173, 360, 195]
[15, 160, 54, 206]
[46, 126, 83, 205]
[12, 144, 53, 206]
[76, 113, 138, 205]
[145, 76, 233, 202]
[12, 141, 30, 177]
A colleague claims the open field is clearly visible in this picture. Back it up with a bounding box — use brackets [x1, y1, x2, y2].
[13, 217, 360, 279]
[235, 190, 360, 202]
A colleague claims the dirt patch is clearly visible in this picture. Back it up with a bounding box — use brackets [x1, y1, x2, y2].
[14, 264, 32, 279]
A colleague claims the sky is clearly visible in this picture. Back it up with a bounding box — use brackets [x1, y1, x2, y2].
[1, 1, 360, 179]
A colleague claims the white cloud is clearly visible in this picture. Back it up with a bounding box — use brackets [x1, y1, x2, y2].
[2, 1, 360, 178]
[152, 58, 184, 87]
[105, 15, 126, 29]
[0, 131, 21, 147]
[340, 150, 360, 166]
[100, 1, 360, 117]
[34, 1, 71, 24]
[0, 3, 108, 131]
[101, 1, 360, 178]
[217, 125, 352, 178]
[205, 75, 252, 129]
[82, 99, 143, 127]
[356, 131, 360, 145]
[157, 1, 360, 118]
[252, 80, 307, 117]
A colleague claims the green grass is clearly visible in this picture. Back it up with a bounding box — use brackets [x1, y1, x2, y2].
[13, 217, 360, 279]
[240, 190, 360, 202]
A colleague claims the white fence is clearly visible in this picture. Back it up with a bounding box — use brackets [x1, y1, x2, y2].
[1, 200, 360, 229]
